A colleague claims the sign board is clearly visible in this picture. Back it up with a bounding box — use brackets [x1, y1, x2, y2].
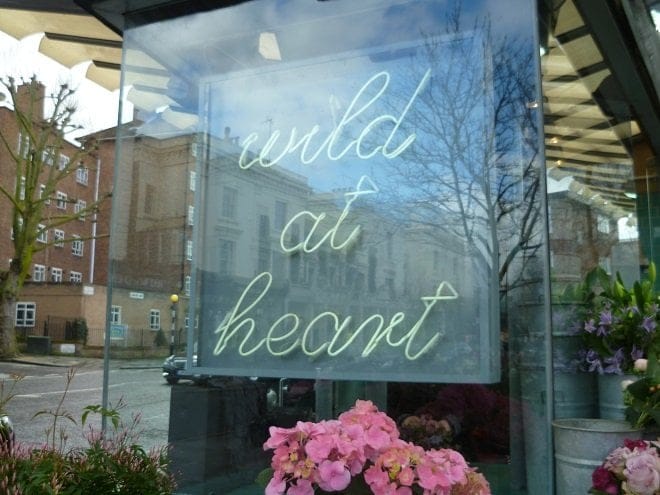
[109, 324, 127, 340]
[195, 10, 501, 383]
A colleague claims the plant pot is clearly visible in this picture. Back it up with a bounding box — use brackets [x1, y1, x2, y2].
[552, 418, 642, 495]
[597, 373, 635, 420]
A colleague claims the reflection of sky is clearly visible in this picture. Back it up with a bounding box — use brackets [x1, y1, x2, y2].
[204, 31, 494, 197]
[207, 44, 428, 191]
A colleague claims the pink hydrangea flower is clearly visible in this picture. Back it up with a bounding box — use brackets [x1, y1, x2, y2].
[262, 400, 487, 495]
[624, 448, 660, 495]
[316, 459, 351, 492]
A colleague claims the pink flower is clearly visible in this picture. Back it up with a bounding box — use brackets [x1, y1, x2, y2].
[264, 426, 295, 450]
[265, 473, 286, 495]
[316, 459, 351, 492]
[288, 478, 314, 495]
[261, 400, 489, 495]
[591, 466, 619, 495]
[624, 450, 660, 495]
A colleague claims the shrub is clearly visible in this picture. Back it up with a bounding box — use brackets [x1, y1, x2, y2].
[0, 371, 176, 494]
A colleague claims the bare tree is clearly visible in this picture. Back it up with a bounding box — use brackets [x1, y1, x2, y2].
[0, 77, 110, 358]
[375, 6, 543, 296]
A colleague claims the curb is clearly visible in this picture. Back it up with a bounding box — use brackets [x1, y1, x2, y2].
[9, 358, 81, 368]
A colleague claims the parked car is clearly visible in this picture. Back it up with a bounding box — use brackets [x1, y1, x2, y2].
[162, 354, 203, 384]
[161, 356, 314, 408]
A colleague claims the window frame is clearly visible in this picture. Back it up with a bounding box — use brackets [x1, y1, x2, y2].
[15, 302, 36, 327]
[149, 309, 161, 330]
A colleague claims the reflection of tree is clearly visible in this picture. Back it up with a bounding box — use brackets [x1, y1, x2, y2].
[377, 5, 542, 295]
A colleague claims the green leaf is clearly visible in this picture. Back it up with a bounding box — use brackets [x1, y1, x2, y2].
[649, 262, 656, 286]
[255, 467, 274, 488]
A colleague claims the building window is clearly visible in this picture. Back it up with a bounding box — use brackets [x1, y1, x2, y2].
[149, 309, 161, 330]
[72, 236, 84, 257]
[187, 205, 195, 226]
[39, 184, 51, 204]
[36, 224, 48, 244]
[15, 302, 35, 327]
[17, 176, 26, 200]
[42, 147, 54, 166]
[184, 275, 191, 296]
[58, 155, 69, 171]
[219, 239, 235, 275]
[221, 187, 237, 219]
[189, 170, 196, 192]
[51, 267, 63, 283]
[597, 214, 611, 234]
[186, 240, 193, 261]
[144, 184, 155, 215]
[75, 199, 87, 220]
[111, 305, 122, 325]
[17, 132, 30, 158]
[10, 218, 23, 240]
[275, 200, 288, 231]
[56, 191, 67, 210]
[69, 271, 82, 283]
[76, 166, 89, 185]
[54, 229, 64, 248]
[33, 264, 46, 282]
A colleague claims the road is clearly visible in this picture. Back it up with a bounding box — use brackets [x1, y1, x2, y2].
[0, 358, 172, 452]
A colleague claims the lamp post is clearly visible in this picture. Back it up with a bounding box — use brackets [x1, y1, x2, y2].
[169, 293, 179, 355]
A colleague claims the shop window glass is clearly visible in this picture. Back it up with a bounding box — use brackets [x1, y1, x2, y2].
[104, 0, 660, 493]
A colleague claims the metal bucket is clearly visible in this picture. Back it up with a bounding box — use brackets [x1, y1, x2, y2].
[552, 418, 642, 495]
[597, 373, 635, 420]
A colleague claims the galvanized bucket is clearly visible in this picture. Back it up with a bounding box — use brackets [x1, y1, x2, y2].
[597, 373, 635, 420]
[552, 418, 642, 495]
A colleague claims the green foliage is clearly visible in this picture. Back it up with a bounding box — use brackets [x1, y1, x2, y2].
[153, 329, 167, 347]
[625, 345, 660, 429]
[0, 369, 176, 494]
[577, 263, 660, 374]
[71, 319, 88, 343]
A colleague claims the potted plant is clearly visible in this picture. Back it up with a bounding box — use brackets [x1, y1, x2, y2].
[257, 399, 491, 494]
[576, 263, 660, 419]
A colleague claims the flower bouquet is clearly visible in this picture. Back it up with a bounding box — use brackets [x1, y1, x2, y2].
[577, 264, 659, 375]
[589, 438, 660, 495]
[257, 400, 490, 494]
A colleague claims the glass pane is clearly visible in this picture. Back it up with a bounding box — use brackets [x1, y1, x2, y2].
[109, 0, 544, 493]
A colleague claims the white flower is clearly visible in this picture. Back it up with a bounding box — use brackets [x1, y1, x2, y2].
[635, 359, 649, 372]
[622, 379, 636, 391]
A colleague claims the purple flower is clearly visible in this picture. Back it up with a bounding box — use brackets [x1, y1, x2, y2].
[602, 349, 624, 374]
[631, 345, 644, 361]
[585, 350, 604, 374]
[599, 310, 613, 326]
[641, 316, 657, 333]
[596, 325, 609, 337]
[585, 319, 597, 334]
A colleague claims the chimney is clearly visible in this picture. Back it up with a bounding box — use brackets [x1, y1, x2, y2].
[15, 78, 46, 122]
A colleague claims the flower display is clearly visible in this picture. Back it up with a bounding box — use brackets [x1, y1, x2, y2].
[576, 264, 659, 375]
[590, 439, 660, 495]
[259, 400, 490, 495]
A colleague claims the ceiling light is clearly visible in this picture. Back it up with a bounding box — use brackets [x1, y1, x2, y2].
[259, 32, 282, 61]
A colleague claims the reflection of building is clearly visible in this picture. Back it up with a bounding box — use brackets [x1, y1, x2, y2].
[548, 187, 619, 288]
[97, 117, 197, 347]
[0, 82, 112, 342]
